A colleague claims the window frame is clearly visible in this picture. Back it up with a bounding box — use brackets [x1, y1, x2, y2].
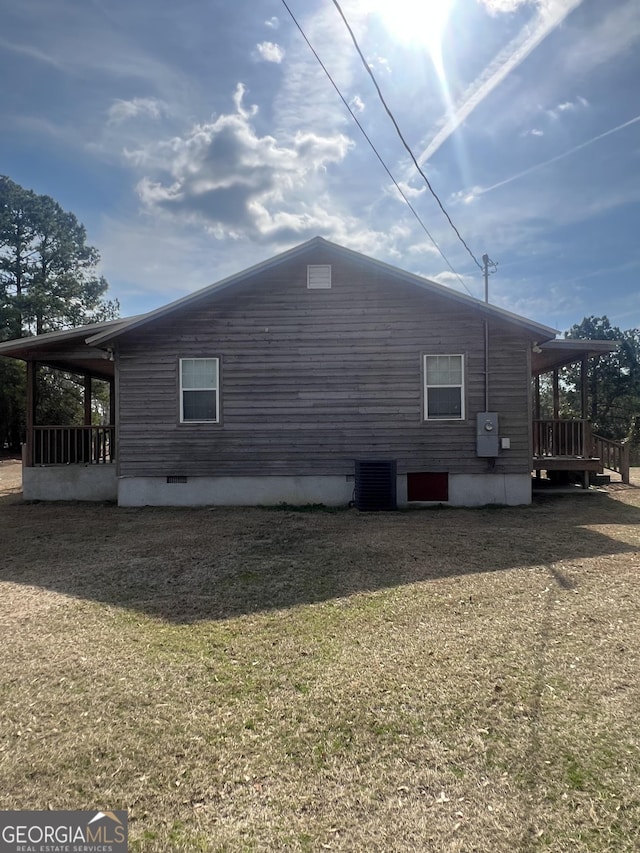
[423, 353, 466, 421]
[179, 357, 220, 424]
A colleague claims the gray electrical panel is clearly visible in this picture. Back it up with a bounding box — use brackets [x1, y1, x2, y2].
[477, 412, 499, 457]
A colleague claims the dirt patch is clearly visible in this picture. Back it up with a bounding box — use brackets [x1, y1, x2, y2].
[0, 457, 22, 501]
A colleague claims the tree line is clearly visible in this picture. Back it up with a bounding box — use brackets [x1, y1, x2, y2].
[563, 317, 640, 445]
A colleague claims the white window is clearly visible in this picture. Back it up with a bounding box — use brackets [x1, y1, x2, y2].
[307, 264, 331, 289]
[180, 358, 219, 423]
[424, 354, 465, 420]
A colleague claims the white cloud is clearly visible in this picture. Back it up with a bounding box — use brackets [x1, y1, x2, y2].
[478, 0, 534, 14]
[370, 55, 391, 73]
[99, 211, 437, 313]
[430, 270, 476, 289]
[392, 180, 425, 200]
[272, 3, 365, 135]
[255, 41, 284, 64]
[265, 16, 279, 29]
[546, 96, 588, 119]
[349, 94, 365, 113]
[563, 0, 640, 75]
[500, 282, 584, 328]
[0, 35, 62, 68]
[232, 82, 257, 118]
[97, 215, 248, 307]
[9, 114, 85, 152]
[476, 113, 640, 196]
[0, 5, 192, 98]
[529, 128, 544, 136]
[417, 0, 585, 164]
[129, 83, 354, 242]
[450, 187, 483, 205]
[107, 97, 165, 124]
[405, 241, 442, 256]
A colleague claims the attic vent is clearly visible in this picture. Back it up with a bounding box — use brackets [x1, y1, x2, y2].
[307, 264, 331, 289]
[166, 476, 188, 484]
[354, 460, 397, 511]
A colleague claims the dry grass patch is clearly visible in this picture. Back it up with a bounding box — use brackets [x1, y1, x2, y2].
[1, 481, 639, 850]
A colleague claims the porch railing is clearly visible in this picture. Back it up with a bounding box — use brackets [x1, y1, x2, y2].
[592, 433, 630, 484]
[31, 425, 115, 465]
[533, 419, 592, 458]
[533, 419, 631, 483]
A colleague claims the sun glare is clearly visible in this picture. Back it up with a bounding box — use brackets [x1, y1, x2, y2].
[371, 0, 454, 73]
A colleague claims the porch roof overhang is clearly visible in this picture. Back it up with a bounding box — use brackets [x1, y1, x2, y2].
[531, 339, 619, 376]
[0, 318, 134, 379]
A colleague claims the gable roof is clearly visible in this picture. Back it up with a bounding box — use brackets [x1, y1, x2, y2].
[87, 236, 558, 346]
[0, 238, 558, 369]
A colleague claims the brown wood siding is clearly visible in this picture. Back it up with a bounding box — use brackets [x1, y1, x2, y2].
[116, 253, 533, 478]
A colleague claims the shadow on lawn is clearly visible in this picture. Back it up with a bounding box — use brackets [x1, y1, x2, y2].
[1, 491, 639, 624]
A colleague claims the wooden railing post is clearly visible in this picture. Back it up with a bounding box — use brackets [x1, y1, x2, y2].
[622, 440, 631, 485]
[25, 361, 35, 467]
[583, 420, 592, 460]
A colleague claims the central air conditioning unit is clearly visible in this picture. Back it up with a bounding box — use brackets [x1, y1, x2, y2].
[354, 460, 397, 511]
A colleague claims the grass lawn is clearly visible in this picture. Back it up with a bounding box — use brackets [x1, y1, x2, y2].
[1, 471, 639, 850]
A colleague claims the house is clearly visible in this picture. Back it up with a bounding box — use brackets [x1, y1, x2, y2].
[0, 237, 622, 507]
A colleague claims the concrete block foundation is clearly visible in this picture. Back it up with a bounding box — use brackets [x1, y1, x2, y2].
[116, 473, 531, 508]
[23, 465, 117, 502]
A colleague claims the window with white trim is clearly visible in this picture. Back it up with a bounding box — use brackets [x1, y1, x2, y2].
[180, 358, 219, 423]
[424, 354, 465, 420]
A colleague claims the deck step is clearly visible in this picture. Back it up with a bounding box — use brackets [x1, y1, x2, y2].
[589, 473, 611, 486]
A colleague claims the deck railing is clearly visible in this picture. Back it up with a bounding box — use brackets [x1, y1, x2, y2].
[31, 425, 115, 465]
[533, 419, 631, 483]
[592, 433, 630, 484]
[533, 419, 591, 458]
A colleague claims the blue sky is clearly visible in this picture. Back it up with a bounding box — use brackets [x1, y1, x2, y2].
[1, 0, 639, 333]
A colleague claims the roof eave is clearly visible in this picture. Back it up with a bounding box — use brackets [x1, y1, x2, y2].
[532, 339, 619, 374]
[0, 317, 133, 358]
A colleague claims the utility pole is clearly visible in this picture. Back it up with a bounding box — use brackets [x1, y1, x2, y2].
[482, 253, 497, 303]
[482, 253, 498, 414]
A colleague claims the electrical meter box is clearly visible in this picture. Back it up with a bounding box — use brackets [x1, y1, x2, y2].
[477, 412, 499, 457]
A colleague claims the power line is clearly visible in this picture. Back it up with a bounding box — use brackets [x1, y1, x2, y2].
[330, 0, 484, 272]
[280, 0, 475, 297]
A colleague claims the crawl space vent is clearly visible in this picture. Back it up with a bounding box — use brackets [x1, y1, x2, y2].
[307, 264, 332, 289]
[407, 472, 449, 502]
[354, 460, 397, 511]
[166, 476, 188, 484]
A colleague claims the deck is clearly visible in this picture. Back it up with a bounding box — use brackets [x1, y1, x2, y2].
[533, 418, 630, 486]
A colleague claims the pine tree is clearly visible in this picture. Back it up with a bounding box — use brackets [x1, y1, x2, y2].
[0, 176, 119, 451]
[0, 175, 118, 337]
